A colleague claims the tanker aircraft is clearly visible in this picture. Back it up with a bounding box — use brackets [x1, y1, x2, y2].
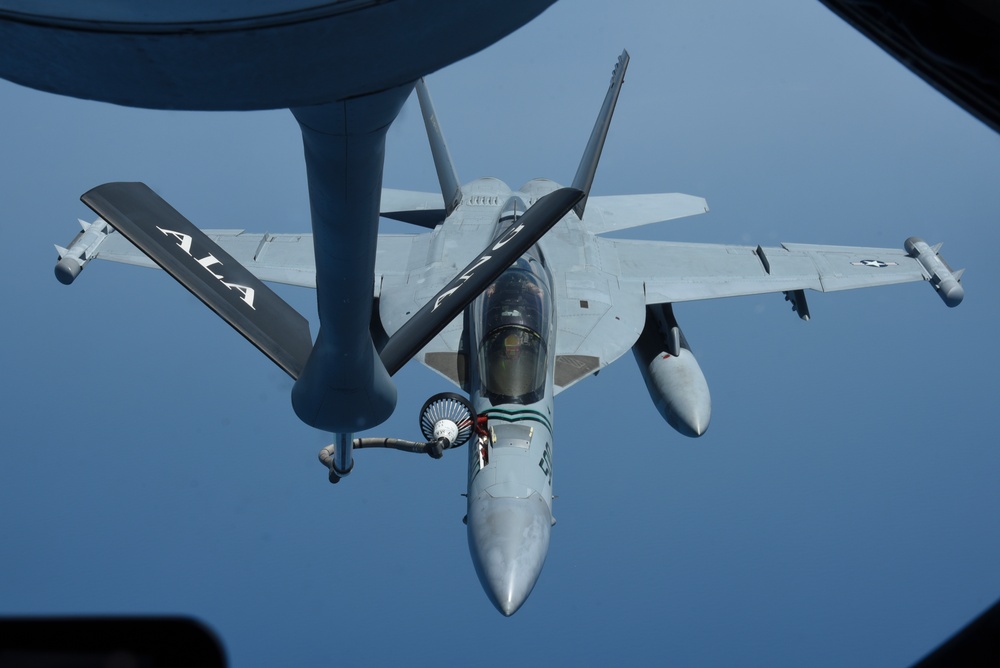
[54, 51, 965, 615]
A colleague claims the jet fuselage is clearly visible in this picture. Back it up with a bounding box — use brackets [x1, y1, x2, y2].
[465, 194, 556, 616]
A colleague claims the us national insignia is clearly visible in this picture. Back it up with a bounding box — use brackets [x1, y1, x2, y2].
[852, 259, 898, 268]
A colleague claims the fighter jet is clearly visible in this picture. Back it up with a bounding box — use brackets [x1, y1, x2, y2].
[54, 51, 965, 615]
[4, 0, 556, 468]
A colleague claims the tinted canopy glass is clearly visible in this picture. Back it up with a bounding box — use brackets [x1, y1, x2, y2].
[478, 261, 551, 404]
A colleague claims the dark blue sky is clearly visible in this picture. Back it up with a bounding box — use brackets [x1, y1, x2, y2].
[3, 2, 998, 666]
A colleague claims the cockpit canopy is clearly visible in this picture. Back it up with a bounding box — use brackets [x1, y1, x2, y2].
[478, 258, 552, 404]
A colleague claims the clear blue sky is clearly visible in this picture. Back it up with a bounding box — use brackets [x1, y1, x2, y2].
[2, 2, 998, 666]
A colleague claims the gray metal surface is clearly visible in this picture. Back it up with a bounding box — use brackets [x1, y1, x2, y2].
[56, 51, 967, 616]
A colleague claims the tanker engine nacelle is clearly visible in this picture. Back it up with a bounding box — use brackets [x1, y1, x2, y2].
[631, 303, 711, 437]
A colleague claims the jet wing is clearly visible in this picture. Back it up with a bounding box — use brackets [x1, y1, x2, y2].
[61, 216, 467, 383]
[70, 224, 445, 306]
[542, 234, 962, 395]
[77, 226, 318, 287]
[582, 193, 709, 234]
[58, 212, 470, 385]
[604, 238, 938, 304]
[66, 187, 451, 288]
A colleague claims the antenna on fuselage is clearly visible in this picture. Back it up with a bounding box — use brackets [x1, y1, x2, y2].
[570, 49, 630, 220]
[415, 79, 463, 216]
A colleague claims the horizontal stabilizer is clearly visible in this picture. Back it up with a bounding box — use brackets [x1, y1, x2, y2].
[380, 188, 446, 228]
[81, 182, 313, 379]
[379, 187, 584, 375]
[584, 193, 709, 234]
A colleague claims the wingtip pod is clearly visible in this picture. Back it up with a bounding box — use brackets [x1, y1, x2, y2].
[53, 218, 112, 284]
[904, 237, 965, 307]
[54, 256, 83, 285]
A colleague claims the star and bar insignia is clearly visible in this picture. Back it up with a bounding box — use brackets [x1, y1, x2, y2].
[851, 259, 898, 268]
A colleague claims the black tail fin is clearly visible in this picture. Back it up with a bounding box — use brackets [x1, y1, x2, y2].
[82, 182, 313, 379]
[571, 49, 630, 219]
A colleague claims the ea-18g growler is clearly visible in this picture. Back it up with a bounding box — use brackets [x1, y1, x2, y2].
[54, 51, 964, 615]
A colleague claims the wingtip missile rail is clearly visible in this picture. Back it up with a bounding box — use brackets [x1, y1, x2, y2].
[904, 237, 965, 307]
[54, 218, 111, 285]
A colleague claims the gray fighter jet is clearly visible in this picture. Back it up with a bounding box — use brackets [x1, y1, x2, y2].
[54, 51, 964, 615]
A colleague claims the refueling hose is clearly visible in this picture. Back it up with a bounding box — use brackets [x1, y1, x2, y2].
[318, 437, 449, 466]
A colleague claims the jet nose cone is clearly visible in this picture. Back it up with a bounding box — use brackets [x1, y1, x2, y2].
[467, 491, 551, 616]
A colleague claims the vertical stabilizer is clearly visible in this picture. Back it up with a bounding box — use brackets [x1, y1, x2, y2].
[416, 79, 463, 216]
[571, 50, 630, 219]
